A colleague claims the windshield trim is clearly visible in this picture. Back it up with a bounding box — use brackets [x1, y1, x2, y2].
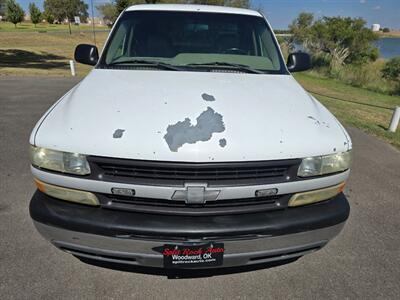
[97, 10, 289, 75]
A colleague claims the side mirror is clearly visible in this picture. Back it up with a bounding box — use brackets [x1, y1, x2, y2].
[74, 44, 99, 66]
[286, 52, 311, 72]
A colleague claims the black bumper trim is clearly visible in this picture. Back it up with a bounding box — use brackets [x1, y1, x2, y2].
[30, 190, 350, 239]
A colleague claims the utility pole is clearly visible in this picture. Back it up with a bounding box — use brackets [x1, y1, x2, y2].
[90, 0, 96, 45]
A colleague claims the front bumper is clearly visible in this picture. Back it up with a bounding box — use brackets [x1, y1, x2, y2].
[30, 191, 350, 268]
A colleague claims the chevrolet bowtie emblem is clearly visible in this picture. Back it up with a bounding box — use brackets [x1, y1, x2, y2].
[171, 183, 220, 205]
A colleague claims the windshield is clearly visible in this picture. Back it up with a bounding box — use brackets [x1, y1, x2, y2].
[99, 11, 286, 74]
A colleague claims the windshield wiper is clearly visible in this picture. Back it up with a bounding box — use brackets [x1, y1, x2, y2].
[186, 62, 264, 74]
[107, 59, 184, 71]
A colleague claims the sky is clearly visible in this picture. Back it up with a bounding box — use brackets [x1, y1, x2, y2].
[16, 0, 400, 29]
[254, 0, 400, 29]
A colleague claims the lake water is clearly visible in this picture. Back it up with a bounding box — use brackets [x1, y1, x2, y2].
[293, 37, 400, 59]
[374, 38, 400, 59]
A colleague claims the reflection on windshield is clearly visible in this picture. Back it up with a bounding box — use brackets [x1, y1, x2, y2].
[101, 11, 285, 73]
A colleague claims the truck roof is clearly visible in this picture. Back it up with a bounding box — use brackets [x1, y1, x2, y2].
[126, 4, 262, 17]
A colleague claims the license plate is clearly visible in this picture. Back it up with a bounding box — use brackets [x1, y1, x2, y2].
[163, 242, 224, 268]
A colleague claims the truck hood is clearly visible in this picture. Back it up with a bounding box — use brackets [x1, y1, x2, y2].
[32, 69, 350, 162]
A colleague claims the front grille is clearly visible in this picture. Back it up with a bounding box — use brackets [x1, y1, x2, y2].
[88, 157, 301, 187]
[97, 193, 291, 216]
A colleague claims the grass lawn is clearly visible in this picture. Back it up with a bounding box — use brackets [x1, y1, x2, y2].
[294, 72, 400, 149]
[0, 21, 108, 32]
[0, 30, 109, 76]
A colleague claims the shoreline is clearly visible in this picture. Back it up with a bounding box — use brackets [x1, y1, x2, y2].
[376, 31, 400, 38]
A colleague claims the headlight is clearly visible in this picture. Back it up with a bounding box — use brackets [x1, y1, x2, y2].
[298, 150, 352, 177]
[30, 146, 90, 175]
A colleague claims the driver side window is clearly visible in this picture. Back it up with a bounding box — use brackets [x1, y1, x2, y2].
[105, 20, 131, 63]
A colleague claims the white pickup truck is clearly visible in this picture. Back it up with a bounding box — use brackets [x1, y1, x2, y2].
[29, 4, 351, 269]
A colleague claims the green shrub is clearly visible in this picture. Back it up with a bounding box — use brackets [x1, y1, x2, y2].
[382, 57, 400, 94]
[311, 53, 330, 68]
[308, 59, 398, 95]
[382, 57, 400, 80]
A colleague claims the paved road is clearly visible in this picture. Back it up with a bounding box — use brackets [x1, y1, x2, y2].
[0, 76, 399, 299]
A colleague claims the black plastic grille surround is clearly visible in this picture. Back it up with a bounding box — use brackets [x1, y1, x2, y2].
[88, 156, 301, 187]
[97, 193, 292, 216]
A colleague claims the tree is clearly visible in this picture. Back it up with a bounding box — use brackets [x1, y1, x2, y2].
[192, 0, 224, 5]
[97, 3, 116, 25]
[193, 0, 249, 7]
[76, 0, 88, 22]
[43, 10, 54, 24]
[43, 0, 88, 34]
[114, 0, 168, 17]
[0, 0, 6, 16]
[115, 0, 132, 16]
[289, 12, 314, 44]
[29, 3, 41, 27]
[290, 14, 378, 69]
[5, 0, 24, 28]
[114, 0, 161, 16]
[382, 27, 390, 33]
[227, 0, 249, 8]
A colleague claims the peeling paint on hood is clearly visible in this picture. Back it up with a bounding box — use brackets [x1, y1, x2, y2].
[201, 93, 216, 102]
[219, 138, 227, 148]
[32, 69, 350, 162]
[113, 129, 125, 138]
[164, 107, 225, 152]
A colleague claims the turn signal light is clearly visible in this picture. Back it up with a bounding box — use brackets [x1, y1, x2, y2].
[288, 182, 345, 207]
[34, 179, 99, 206]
